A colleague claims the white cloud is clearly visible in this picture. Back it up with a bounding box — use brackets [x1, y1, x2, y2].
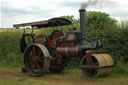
[1, 0, 128, 28]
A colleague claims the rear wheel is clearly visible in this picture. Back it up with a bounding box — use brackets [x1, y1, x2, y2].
[24, 44, 50, 77]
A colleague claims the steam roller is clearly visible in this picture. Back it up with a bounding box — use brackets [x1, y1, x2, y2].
[13, 8, 114, 78]
[80, 50, 114, 78]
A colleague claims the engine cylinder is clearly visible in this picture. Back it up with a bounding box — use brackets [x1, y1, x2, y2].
[57, 44, 78, 57]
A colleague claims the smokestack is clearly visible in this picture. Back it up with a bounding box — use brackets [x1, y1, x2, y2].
[79, 9, 86, 43]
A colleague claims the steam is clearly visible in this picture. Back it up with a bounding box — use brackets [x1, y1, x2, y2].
[80, 0, 111, 9]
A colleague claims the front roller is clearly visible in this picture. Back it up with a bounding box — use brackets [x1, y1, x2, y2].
[24, 44, 51, 77]
[80, 50, 114, 78]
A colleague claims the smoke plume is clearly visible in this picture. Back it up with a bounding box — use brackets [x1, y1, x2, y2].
[80, 0, 111, 9]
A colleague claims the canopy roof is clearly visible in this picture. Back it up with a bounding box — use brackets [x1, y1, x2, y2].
[13, 18, 72, 28]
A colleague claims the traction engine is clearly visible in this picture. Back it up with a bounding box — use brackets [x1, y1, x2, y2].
[13, 9, 114, 78]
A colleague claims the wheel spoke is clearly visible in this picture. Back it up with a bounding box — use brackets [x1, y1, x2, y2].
[29, 49, 36, 71]
[36, 62, 41, 71]
[29, 52, 34, 69]
[29, 57, 33, 64]
[29, 52, 34, 59]
[37, 48, 41, 56]
[31, 47, 43, 72]
[37, 57, 44, 62]
[32, 47, 36, 56]
[36, 48, 42, 62]
[37, 57, 44, 67]
[31, 62, 36, 71]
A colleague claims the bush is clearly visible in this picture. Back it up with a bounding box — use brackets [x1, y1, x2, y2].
[114, 61, 128, 75]
[0, 31, 23, 67]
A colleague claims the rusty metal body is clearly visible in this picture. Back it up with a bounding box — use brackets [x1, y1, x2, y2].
[14, 9, 114, 78]
[57, 44, 79, 57]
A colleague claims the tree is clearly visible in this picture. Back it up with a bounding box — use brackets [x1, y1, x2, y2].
[86, 11, 117, 31]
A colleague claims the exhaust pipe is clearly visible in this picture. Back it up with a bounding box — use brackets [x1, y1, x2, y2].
[79, 9, 86, 43]
[79, 9, 100, 49]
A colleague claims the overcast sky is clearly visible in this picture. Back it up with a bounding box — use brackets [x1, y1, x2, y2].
[0, 0, 128, 28]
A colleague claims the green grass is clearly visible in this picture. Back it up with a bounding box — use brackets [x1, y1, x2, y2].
[64, 68, 128, 84]
[0, 67, 128, 85]
[0, 77, 72, 85]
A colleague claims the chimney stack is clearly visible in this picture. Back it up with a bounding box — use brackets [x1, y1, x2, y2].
[79, 9, 86, 43]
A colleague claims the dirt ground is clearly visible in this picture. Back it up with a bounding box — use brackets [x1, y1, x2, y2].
[0, 67, 128, 85]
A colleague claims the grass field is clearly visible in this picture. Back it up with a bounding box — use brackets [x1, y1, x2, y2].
[0, 67, 128, 85]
